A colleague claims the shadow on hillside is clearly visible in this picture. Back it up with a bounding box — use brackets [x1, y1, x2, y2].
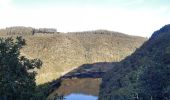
[62, 62, 117, 78]
[36, 62, 118, 98]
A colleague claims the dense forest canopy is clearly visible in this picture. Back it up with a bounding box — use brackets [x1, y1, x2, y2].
[99, 24, 170, 100]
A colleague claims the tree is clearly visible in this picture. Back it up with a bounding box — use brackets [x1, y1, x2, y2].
[0, 37, 42, 100]
[138, 62, 170, 100]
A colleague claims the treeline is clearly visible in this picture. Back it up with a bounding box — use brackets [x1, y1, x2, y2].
[99, 24, 170, 100]
[0, 26, 57, 35]
[67, 30, 130, 36]
[34, 28, 57, 34]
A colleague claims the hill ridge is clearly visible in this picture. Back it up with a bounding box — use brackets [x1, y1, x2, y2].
[99, 24, 170, 100]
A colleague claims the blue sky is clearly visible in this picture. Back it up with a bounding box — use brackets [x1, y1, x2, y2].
[0, 0, 170, 37]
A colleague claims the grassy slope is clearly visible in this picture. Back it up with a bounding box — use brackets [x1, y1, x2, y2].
[0, 28, 146, 84]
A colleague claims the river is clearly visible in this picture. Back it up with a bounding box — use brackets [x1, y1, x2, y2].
[47, 78, 101, 100]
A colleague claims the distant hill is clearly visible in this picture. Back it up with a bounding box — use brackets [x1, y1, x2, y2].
[0, 26, 57, 36]
[0, 27, 146, 84]
[99, 24, 170, 100]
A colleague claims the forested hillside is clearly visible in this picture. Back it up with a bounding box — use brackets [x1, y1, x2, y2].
[99, 24, 170, 100]
[0, 26, 57, 36]
[0, 27, 146, 84]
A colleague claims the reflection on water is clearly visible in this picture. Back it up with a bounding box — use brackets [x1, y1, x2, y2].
[47, 78, 101, 100]
[65, 93, 98, 100]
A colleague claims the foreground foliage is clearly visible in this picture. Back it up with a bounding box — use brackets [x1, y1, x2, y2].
[0, 37, 42, 100]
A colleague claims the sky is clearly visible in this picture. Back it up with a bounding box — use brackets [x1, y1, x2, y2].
[0, 0, 170, 37]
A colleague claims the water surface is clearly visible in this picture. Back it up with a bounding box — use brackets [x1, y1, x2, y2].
[47, 78, 101, 100]
[65, 93, 98, 100]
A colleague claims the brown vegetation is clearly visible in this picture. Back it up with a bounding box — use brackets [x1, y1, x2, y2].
[0, 27, 147, 84]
